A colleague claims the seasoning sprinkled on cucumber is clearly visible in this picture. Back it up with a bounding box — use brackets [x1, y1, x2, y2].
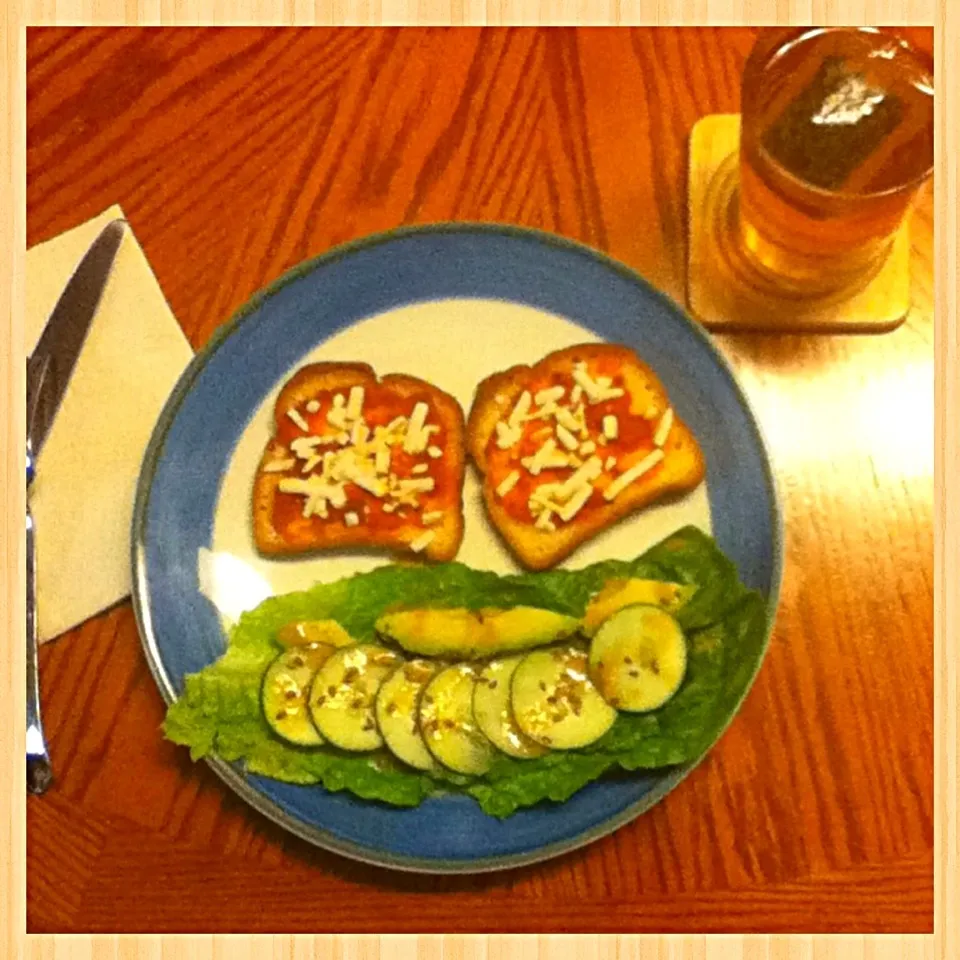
[589, 604, 687, 712]
[420, 664, 495, 775]
[376, 660, 442, 772]
[473, 656, 549, 759]
[511, 646, 616, 749]
[308, 644, 404, 751]
[262, 645, 335, 746]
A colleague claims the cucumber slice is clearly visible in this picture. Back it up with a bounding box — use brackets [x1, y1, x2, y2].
[589, 604, 687, 712]
[277, 619, 355, 648]
[473, 656, 549, 759]
[583, 579, 693, 637]
[512, 646, 617, 749]
[308, 644, 404, 751]
[375, 660, 442, 771]
[262, 645, 335, 746]
[420, 664, 495, 775]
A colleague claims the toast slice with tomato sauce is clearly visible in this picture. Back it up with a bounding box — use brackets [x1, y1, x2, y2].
[467, 343, 705, 570]
[253, 362, 465, 562]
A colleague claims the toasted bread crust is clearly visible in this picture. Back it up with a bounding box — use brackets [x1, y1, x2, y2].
[273, 362, 377, 428]
[466, 364, 527, 472]
[467, 344, 705, 570]
[253, 363, 465, 562]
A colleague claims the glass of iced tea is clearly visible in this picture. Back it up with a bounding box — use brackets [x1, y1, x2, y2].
[734, 27, 933, 297]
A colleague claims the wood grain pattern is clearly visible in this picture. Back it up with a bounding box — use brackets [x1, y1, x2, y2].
[17, 18, 946, 949]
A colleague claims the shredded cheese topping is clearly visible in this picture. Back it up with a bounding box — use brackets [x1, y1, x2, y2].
[653, 407, 674, 447]
[271, 388, 447, 534]
[287, 408, 309, 432]
[490, 359, 671, 531]
[410, 530, 435, 553]
[555, 424, 580, 451]
[603, 449, 665, 501]
[263, 458, 296, 473]
[496, 470, 520, 498]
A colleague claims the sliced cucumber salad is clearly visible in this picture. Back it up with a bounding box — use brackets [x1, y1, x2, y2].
[259, 582, 691, 773]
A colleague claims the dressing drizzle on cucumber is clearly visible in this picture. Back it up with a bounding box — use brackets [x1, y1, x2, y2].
[376, 660, 442, 772]
[473, 655, 549, 759]
[511, 646, 617, 749]
[589, 604, 687, 712]
[420, 664, 495, 775]
[262, 645, 334, 746]
[308, 644, 403, 751]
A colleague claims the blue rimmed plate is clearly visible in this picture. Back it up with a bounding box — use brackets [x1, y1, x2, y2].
[132, 224, 782, 873]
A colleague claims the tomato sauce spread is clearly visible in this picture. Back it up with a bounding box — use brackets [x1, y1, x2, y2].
[269, 383, 450, 541]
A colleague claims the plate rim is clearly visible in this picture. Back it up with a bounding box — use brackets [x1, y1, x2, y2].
[131, 221, 784, 874]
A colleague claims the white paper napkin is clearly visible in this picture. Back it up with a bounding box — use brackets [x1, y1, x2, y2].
[27, 205, 194, 642]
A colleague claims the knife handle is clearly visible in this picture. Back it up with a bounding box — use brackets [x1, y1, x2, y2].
[26, 502, 53, 795]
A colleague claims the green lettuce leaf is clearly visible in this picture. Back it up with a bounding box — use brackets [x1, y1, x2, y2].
[162, 526, 771, 818]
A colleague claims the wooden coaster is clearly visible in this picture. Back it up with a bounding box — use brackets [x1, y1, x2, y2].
[686, 114, 912, 334]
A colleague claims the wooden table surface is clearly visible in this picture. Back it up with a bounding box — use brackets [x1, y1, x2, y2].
[26, 26, 934, 933]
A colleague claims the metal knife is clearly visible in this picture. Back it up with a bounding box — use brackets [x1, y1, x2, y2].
[26, 218, 126, 795]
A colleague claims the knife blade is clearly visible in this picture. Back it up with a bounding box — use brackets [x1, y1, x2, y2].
[27, 219, 126, 461]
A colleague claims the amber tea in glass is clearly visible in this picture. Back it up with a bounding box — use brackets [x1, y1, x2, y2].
[735, 27, 933, 296]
